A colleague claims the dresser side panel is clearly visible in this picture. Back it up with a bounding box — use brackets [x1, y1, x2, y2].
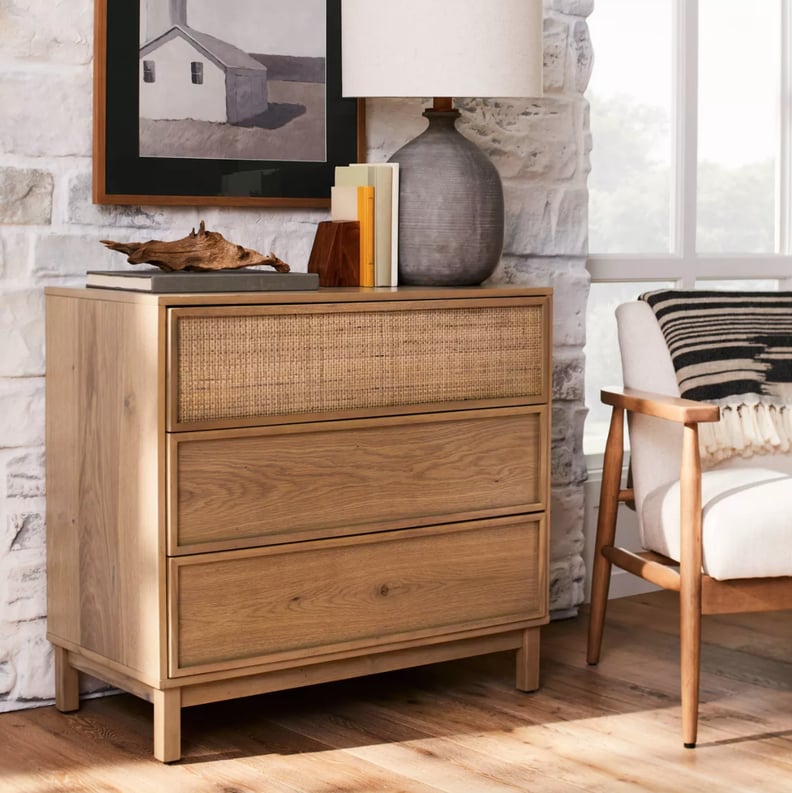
[46, 294, 165, 682]
[46, 295, 82, 646]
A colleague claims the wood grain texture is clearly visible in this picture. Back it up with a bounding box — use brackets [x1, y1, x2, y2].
[601, 386, 720, 424]
[589, 396, 792, 749]
[3, 593, 790, 790]
[586, 403, 624, 665]
[46, 284, 553, 305]
[100, 221, 290, 272]
[44, 286, 552, 762]
[170, 518, 545, 675]
[53, 647, 79, 713]
[307, 220, 362, 286]
[170, 408, 544, 552]
[45, 294, 166, 681]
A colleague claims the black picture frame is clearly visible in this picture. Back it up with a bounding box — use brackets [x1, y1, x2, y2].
[93, 0, 365, 208]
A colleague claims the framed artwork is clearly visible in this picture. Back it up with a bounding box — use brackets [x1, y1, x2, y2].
[93, 0, 365, 208]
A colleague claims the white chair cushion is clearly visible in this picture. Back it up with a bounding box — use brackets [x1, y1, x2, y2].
[616, 301, 685, 519]
[641, 467, 792, 580]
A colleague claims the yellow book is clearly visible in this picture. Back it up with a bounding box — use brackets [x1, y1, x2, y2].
[349, 163, 399, 286]
[330, 184, 375, 286]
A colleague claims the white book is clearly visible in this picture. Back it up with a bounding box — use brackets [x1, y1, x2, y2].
[330, 185, 361, 221]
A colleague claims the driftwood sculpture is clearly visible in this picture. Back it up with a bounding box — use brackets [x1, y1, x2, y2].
[100, 221, 290, 273]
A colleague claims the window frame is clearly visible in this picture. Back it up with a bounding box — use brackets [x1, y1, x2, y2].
[584, 0, 792, 465]
[586, 0, 792, 289]
[190, 61, 204, 85]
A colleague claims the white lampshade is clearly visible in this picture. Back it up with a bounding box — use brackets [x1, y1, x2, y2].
[341, 0, 544, 99]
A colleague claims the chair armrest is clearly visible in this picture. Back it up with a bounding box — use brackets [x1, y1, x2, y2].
[601, 387, 720, 425]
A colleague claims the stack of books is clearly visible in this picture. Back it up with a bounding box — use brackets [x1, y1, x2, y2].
[308, 163, 400, 287]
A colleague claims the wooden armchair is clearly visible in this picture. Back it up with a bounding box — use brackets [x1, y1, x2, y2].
[586, 296, 792, 748]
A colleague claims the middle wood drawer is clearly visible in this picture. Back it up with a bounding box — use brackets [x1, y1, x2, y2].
[167, 407, 547, 555]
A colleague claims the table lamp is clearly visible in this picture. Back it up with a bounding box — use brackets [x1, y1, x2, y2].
[341, 0, 543, 286]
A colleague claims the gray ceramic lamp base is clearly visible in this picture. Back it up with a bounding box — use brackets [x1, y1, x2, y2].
[390, 109, 504, 286]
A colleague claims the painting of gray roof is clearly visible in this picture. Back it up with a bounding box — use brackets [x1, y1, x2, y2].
[140, 24, 267, 72]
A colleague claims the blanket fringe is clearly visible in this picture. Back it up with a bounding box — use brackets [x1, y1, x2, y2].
[700, 397, 792, 466]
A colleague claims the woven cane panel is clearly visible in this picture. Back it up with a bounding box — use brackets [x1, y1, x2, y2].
[175, 305, 543, 423]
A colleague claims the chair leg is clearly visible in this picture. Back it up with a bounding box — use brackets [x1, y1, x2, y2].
[679, 422, 704, 748]
[679, 593, 702, 748]
[587, 405, 625, 666]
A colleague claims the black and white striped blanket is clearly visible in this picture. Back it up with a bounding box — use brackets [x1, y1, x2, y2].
[641, 289, 792, 464]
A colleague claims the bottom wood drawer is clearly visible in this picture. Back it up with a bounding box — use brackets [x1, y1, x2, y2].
[168, 516, 546, 678]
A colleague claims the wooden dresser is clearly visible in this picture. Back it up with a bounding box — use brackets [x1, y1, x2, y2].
[45, 285, 552, 761]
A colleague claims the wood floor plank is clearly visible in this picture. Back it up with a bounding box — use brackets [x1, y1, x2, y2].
[363, 672, 790, 793]
[0, 592, 789, 793]
[594, 590, 792, 664]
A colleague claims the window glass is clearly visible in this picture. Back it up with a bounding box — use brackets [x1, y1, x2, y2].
[587, 0, 674, 254]
[191, 61, 204, 85]
[143, 60, 155, 83]
[697, 0, 780, 253]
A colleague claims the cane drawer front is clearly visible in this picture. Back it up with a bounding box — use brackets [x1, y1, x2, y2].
[168, 297, 549, 430]
[168, 516, 546, 677]
[168, 407, 546, 555]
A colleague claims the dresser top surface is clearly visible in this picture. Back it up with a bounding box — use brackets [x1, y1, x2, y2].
[44, 285, 552, 307]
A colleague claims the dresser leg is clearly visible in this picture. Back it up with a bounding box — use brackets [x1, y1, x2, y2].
[515, 627, 541, 692]
[153, 688, 182, 763]
[54, 646, 80, 712]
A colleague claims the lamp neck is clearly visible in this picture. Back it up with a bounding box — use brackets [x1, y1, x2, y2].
[431, 97, 455, 113]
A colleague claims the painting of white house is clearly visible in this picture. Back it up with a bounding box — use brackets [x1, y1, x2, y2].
[138, 0, 327, 161]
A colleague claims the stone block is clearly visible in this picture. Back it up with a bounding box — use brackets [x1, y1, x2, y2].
[504, 185, 588, 257]
[361, 97, 428, 160]
[543, 16, 569, 92]
[0, 0, 92, 64]
[0, 290, 45, 377]
[0, 232, 31, 279]
[7, 452, 45, 498]
[549, 555, 586, 613]
[0, 378, 45, 448]
[5, 562, 46, 622]
[34, 233, 121, 280]
[497, 255, 589, 348]
[571, 20, 594, 93]
[0, 71, 91, 157]
[7, 622, 52, 703]
[458, 98, 577, 182]
[549, 486, 586, 558]
[551, 0, 594, 16]
[0, 646, 16, 698]
[551, 403, 588, 486]
[0, 168, 53, 225]
[6, 513, 45, 553]
[66, 172, 169, 228]
[550, 267, 590, 348]
[554, 352, 585, 401]
[0, 553, 47, 623]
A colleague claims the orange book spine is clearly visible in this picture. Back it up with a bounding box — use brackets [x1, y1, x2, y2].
[357, 185, 375, 287]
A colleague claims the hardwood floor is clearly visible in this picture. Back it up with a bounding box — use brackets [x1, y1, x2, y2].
[2, 591, 790, 792]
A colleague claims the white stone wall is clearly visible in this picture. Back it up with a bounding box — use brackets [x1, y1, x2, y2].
[0, 0, 592, 710]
